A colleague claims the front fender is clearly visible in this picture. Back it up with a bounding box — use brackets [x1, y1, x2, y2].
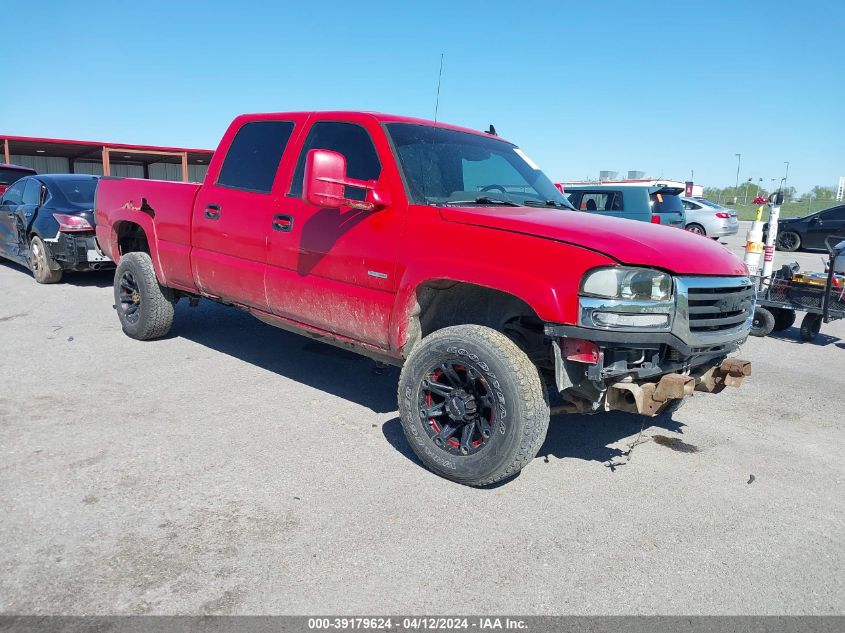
[388, 230, 616, 352]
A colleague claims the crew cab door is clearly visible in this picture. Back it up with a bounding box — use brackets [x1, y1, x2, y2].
[0, 179, 26, 259]
[265, 117, 404, 348]
[191, 119, 298, 308]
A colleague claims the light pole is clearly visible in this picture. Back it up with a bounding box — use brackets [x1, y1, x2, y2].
[783, 161, 790, 190]
[734, 153, 741, 204]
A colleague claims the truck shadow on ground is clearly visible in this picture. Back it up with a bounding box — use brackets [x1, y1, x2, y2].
[167, 300, 687, 474]
[381, 411, 685, 484]
[170, 300, 400, 413]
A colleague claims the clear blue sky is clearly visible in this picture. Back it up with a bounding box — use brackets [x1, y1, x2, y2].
[3, 0, 842, 194]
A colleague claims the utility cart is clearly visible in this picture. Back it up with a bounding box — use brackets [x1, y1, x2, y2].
[751, 235, 845, 341]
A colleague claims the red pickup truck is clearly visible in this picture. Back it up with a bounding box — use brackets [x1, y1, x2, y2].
[95, 111, 753, 486]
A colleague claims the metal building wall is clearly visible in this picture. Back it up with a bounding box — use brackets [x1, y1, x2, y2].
[148, 162, 208, 182]
[10, 154, 69, 173]
[72, 161, 143, 178]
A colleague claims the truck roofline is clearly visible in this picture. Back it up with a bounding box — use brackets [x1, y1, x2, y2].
[231, 111, 511, 143]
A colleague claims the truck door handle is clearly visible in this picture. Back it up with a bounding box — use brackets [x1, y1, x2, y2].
[204, 204, 221, 220]
[272, 214, 294, 232]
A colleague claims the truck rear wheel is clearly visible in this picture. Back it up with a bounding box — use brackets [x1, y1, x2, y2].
[114, 252, 175, 340]
[398, 325, 549, 486]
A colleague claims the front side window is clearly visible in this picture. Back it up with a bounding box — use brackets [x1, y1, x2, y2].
[290, 121, 382, 201]
[1, 180, 26, 205]
[217, 120, 295, 193]
[385, 123, 571, 208]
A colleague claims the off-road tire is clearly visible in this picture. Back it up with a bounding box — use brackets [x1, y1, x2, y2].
[114, 252, 175, 340]
[685, 223, 706, 236]
[398, 324, 549, 487]
[799, 313, 822, 342]
[29, 235, 63, 284]
[771, 307, 797, 332]
[776, 231, 801, 252]
[750, 306, 775, 337]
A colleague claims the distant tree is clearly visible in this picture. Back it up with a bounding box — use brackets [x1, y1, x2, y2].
[781, 186, 796, 202]
[809, 186, 835, 200]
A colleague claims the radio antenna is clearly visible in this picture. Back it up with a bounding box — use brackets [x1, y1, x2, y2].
[422, 53, 445, 206]
[434, 53, 444, 124]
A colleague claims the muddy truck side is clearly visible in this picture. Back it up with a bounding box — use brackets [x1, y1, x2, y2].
[94, 111, 754, 486]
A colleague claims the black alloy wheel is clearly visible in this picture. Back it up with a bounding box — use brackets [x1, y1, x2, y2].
[117, 270, 142, 324]
[418, 360, 497, 457]
[777, 231, 801, 252]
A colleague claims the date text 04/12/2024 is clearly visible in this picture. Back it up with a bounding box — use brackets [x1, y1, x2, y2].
[307, 617, 528, 630]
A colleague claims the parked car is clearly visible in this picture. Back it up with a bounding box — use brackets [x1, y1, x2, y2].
[680, 196, 739, 238]
[94, 111, 752, 486]
[764, 204, 845, 252]
[0, 174, 111, 283]
[562, 183, 686, 228]
[0, 163, 37, 196]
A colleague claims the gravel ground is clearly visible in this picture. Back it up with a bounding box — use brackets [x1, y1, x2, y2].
[0, 225, 842, 615]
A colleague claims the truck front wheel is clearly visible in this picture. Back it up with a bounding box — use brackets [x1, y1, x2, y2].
[398, 325, 549, 486]
[114, 252, 175, 340]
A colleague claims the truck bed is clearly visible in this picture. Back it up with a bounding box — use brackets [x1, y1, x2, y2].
[95, 177, 202, 290]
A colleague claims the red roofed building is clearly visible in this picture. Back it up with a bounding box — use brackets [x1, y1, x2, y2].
[1, 135, 213, 183]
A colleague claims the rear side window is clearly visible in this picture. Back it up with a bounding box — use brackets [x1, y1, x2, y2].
[651, 192, 684, 214]
[290, 122, 381, 201]
[578, 191, 623, 211]
[217, 120, 295, 193]
[22, 179, 42, 205]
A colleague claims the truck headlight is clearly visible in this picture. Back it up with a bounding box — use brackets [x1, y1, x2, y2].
[578, 267, 675, 331]
[581, 267, 673, 301]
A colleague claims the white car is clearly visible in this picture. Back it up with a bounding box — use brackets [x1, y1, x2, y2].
[680, 197, 739, 238]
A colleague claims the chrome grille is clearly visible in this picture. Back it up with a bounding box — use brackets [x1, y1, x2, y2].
[673, 276, 755, 347]
[687, 283, 755, 332]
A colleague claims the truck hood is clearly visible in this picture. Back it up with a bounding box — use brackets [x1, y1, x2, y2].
[439, 206, 748, 276]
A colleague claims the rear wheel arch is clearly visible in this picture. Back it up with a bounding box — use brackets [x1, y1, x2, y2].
[114, 220, 151, 256]
[111, 218, 167, 284]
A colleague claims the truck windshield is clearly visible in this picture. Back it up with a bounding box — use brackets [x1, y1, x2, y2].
[385, 123, 572, 208]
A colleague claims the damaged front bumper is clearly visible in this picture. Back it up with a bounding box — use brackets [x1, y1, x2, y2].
[545, 323, 751, 417]
[44, 231, 113, 272]
[603, 358, 751, 416]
